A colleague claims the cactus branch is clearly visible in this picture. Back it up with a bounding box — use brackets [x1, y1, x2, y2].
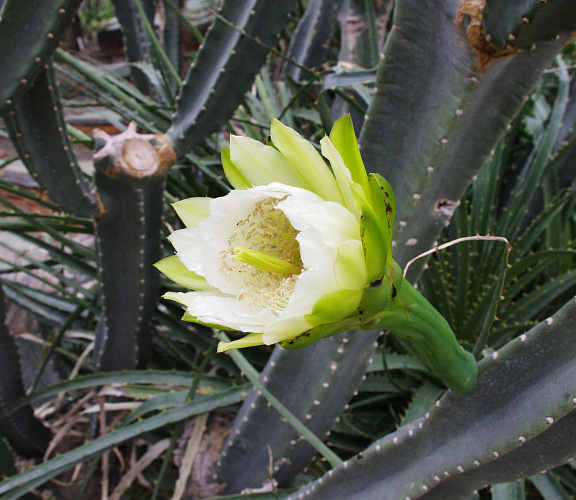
[212, 329, 379, 492]
[166, 0, 298, 157]
[288, 295, 576, 499]
[0, 0, 83, 112]
[93, 123, 176, 371]
[2, 62, 99, 217]
[0, 285, 52, 458]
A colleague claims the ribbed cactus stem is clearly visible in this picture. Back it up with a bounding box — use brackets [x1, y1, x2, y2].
[212, 329, 380, 492]
[0, 285, 52, 457]
[0, 0, 83, 112]
[93, 123, 176, 371]
[287, 295, 576, 499]
[2, 63, 98, 217]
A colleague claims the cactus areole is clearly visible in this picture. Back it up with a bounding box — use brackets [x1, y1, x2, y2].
[157, 116, 478, 392]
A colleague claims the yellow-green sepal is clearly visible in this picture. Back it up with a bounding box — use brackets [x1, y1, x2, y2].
[320, 135, 357, 214]
[181, 310, 237, 331]
[155, 256, 216, 291]
[389, 260, 404, 296]
[358, 261, 403, 325]
[304, 288, 364, 327]
[172, 197, 210, 228]
[368, 173, 395, 267]
[222, 147, 251, 190]
[270, 119, 344, 204]
[360, 203, 389, 282]
[279, 317, 360, 350]
[329, 115, 372, 204]
[229, 134, 309, 189]
[358, 274, 393, 325]
[217, 332, 265, 352]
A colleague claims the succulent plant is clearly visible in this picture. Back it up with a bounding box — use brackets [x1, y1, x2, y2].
[0, 0, 576, 498]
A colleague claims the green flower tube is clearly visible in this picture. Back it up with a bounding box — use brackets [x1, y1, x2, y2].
[156, 115, 478, 392]
[367, 277, 478, 393]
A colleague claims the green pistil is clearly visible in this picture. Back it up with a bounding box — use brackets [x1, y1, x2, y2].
[233, 247, 301, 275]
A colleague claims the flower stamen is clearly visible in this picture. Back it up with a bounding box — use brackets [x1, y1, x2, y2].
[221, 196, 303, 311]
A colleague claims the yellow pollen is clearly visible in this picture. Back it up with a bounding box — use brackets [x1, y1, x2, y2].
[222, 196, 304, 311]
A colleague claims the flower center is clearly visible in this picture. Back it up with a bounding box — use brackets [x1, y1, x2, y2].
[222, 196, 303, 311]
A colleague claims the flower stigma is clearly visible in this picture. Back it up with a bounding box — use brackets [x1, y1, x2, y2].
[233, 247, 302, 275]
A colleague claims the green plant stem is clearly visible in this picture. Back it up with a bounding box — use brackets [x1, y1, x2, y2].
[370, 278, 478, 393]
[216, 331, 343, 468]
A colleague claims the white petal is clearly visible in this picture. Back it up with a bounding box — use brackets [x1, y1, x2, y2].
[278, 198, 360, 270]
[279, 198, 360, 246]
[187, 294, 278, 333]
[282, 265, 338, 318]
[320, 136, 358, 216]
[168, 227, 197, 255]
[169, 227, 242, 295]
[163, 290, 221, 307]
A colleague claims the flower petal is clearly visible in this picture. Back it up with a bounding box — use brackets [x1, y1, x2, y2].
[162, 291, 192, 307]
[172, 197, 211, 228]
[270, 119, 343, 204]
[217, 332, 265, 352]
[320, 135, 358, 215]
[329, 115, 371, 202]
[187, 294, 278, 333]
[279, 270, 336, 329]
[333, 239, 367, 290]
[155, 255, 216, 291]
[263, 315, 312, 344]
[230, 134, 309, 189]
[222, 147, 251, 190]
[305, 288, 363, 326]
[279, 198, 359, 244]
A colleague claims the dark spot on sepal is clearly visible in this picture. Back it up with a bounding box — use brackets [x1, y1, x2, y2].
[370, 278, 383, 288]
[391, 284, 397, 299]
